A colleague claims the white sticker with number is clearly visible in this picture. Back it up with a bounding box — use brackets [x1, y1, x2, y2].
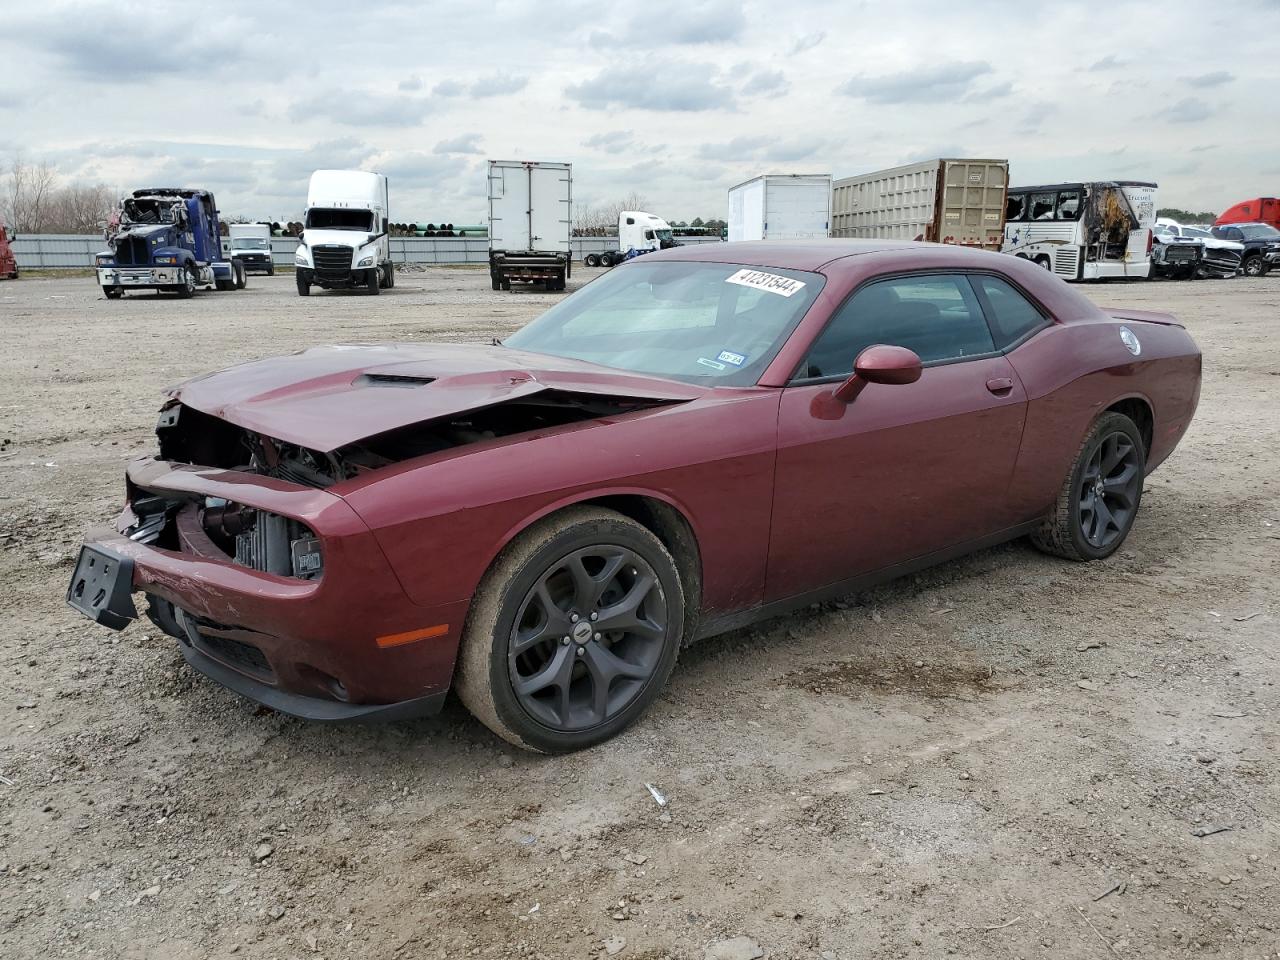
[725, 268, 806, 298]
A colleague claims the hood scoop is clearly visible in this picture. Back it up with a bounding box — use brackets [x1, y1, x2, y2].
[353, 373, 436, 388]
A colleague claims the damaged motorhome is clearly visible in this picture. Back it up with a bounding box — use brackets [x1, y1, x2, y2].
[1002, 181, 1157, 280]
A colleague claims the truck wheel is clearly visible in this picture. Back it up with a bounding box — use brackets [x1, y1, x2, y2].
[501, 277, 511, 291]
[177, 267, 195, 298]
[584, 253, 599, 268]
[366, 268, 380, 295]
[385, 264, 395, 288]
[1034, 255, 1051, 270]
[234, 262, 247, 290]
[1242, 255, 1264, 277]
[102, 285, 123, 299]
[491, 274, 501, 291]
[599, 252, 614, 268]
[296, 273, 310, 297]
[267, 263, 275, 277]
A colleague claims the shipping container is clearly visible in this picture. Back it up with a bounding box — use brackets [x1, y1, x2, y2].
[728, 174, 832, 243]
[487, 160, 573, 290]
[831, 159, 1008, 248]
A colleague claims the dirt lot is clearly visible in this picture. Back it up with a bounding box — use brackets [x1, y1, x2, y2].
[1, 267, 1278, 960]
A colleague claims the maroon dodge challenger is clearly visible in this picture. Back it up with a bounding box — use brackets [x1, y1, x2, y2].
[68, 240, 1201, 752]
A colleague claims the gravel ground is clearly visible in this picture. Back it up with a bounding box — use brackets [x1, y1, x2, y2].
[1, 268, 1278, 960]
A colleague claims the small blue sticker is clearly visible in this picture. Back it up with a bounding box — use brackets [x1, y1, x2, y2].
[716, 350, 747, 367]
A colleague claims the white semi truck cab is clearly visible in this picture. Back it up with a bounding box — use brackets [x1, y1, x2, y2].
[585, 211, 677, 268]
[294, 170, 393, 296]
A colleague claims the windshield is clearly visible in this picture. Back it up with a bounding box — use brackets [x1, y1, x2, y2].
[655, 229, 674, 241]
[306, 208, 374, 231]
[1237, 224, 1280, 240]
[232, 237, 270, 249]
[504, 260, 824, 386]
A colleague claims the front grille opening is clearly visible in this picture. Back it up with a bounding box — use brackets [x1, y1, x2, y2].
[194, 631, 274, 681]
[202, 504, 323, 580]
[312, 245, 353, 275]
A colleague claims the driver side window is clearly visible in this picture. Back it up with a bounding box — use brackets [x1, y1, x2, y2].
[802, 275, 995, 379]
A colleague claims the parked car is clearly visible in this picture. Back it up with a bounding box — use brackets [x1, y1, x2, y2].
[1152, 218, 1243, 278]
[1209, 222, 1280, 277]
[66, 241, 1202, 752]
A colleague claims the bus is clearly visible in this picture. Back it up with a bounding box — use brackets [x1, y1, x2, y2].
[1002, 181, 1157, 280]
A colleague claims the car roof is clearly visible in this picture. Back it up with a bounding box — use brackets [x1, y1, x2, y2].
[642, 238, 1012, 272]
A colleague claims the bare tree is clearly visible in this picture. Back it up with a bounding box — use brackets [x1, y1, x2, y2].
[2, 155, 58, 232]
[44, 183, 117, 233]
[572, 193, 653, 236]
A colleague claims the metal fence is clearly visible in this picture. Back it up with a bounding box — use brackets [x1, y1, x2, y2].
[12, 234, 723, 269]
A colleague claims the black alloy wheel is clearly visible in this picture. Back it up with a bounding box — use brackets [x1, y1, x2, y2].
[509, 545, 668, 732]
[454, 506, 685, 753]
[1242, 255, 1264, 278]
[1031, 411, 1146, 561]
[1077, 432, 1142, 550]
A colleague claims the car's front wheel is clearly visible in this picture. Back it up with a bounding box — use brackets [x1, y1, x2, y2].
[1031, 412, 1145, 561]
[1242, 254, 1264, 277]
[455, 506, 685, 753]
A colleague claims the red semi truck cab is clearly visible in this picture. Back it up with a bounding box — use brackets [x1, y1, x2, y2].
[0, 223, 17, 279]
[1216, 197, 1279, 230]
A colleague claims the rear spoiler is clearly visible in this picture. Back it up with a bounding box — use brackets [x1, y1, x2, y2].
[1102, 307, 1183, 328]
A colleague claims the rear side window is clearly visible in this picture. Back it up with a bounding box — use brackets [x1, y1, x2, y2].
[802, 275, 995, 377]
[970, 275, 1047, 349]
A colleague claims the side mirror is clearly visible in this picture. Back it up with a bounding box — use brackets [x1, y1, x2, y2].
[833, 344, 923, 403]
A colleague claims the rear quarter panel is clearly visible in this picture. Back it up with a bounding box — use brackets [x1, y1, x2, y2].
[1004, 319, 1201, 520]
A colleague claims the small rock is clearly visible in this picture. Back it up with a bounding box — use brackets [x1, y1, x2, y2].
[704, 936, 764, 960]
[1218, 875, 1232, 885]
[604, 935, 627, 956]
[1076, 680, 1098, 691]
[958, 772, 971, 781]
[497, 755, 514, 768]
[622, 852, 647, 866]
[87, 889, 101, 902]
[268, 904, 285, 920]
[913, 660, 924, 669]
[1195, 753, 1216, 765]
[140, 885, 160, 899]
[253, 842, 274, 863]
[612, 911, 627, 921]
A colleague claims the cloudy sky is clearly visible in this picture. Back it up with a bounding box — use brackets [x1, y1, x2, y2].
[3, 0, 1277, 223]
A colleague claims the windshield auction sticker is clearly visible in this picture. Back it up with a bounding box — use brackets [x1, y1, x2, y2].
[725, 269, 807, 297]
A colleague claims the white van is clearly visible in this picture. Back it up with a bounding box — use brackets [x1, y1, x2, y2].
[228, 223, 274, 276]
[294, 170, 392, 296]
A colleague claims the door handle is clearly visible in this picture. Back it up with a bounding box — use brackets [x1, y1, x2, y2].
[985, 377, 1014, 395]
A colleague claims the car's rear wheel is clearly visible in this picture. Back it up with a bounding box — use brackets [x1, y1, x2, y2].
[1031, 412, 1145, 561]
[455, 506, 684, 753]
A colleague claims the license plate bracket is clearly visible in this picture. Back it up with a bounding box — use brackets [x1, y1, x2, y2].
[66, 544, 137, 630]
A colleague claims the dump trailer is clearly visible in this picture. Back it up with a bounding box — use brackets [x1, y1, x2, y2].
[488, 160, 572, 291]
[727, 174, 832, 242]
[96, 188, 246, 299]
[831, 159, 1009, 248]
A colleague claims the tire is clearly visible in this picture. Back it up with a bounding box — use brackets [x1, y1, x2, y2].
[599, 252, 615, 268]
[454, 506, 685, 753]
[584, 253, 599, 268]
[366, 268, 380, 295]
[234, 262, 247, 290]
[1030, 412, 1146, 561]
[176, 267, 195, 299]
[1242, 255, 1264, 278]
[1034, 255, 1051, 271]
[296, 273, 310, 297]
[385, 263, 395, 288]
[491, 274, 501, 291]
[102, 285, 123, 299]
[500, 278, 511, 291]
[267, 264, 275, 277]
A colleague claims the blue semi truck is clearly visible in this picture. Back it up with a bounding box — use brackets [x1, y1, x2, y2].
[96, 188, 246, 299]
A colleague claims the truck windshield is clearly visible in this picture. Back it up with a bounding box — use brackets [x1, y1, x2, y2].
[655, 229, 674, 241]
[231, 238, 270, 249]
[504, 260, 824, 386]
[306, 208, 374, 231]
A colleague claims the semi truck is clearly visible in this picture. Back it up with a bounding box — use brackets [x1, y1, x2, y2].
[293, 170, 393, 297]
[583, 210, 677, 267]
[227, 223, 275, 276]
[831, 158, 1009, 248]
[95, 188, 246, 299]
[727, 174, 831, 243]
[0, 222, 16, 279]
[487, 160, 572, 291]
[1215, 197, 1279, 231]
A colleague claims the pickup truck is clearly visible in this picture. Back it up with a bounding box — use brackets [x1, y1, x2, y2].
[1210, 222, 1280, 277]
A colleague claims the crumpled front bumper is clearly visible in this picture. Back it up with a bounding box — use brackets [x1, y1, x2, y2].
[98, 266, 184, 286]
[68, 458, 467, 720]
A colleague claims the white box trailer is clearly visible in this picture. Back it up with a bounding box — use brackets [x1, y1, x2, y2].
[831, 158, 1009, 249]
[728, 174, 832, 242]
[487, 160, 572, 291]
